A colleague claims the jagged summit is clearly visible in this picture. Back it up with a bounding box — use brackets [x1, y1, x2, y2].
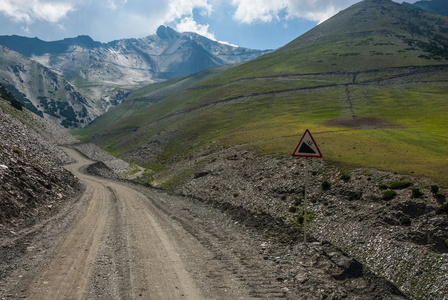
[156, 25, 180, 39]
[60, 35, 101, 48]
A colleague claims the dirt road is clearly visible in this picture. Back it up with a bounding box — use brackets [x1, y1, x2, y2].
[21, 148, 206, 299]
[0, 147, 407, 299]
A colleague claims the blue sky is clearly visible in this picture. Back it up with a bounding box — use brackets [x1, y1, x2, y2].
[0, 0, 418, 50]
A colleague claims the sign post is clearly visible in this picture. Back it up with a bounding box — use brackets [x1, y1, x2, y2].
[292, 129, 322, 244]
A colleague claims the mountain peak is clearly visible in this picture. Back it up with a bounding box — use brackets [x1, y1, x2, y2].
[61, 35, 99, 48]
[156, 26, 179, 39]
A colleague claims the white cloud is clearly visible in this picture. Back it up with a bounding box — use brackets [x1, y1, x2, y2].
[231, 0, 289, 23]
[0, 0, 79, 23]
[231, 0, 365, 24]
[165, 0, 212, 21]
[174, 16, 238, 46]
[175, 16, 216, 40]
[230, 0, 423, 25]
[161, 0, 221, 43]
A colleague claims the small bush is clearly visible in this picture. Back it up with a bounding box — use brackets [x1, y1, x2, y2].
[430, 185, 439, 195]
[322, 180, 331, 191]
[412, 188, 423, 198]
[340, 173, 351, 182]
[435, 193, 445, 200]
[289, 206, 298, 213]
[10, 99, 23, 111]
[294, 199, 302, 206]
[383, 190, 397, 200]
[348, 192, 362, 201]
[12, 146, 21, 155]
[436, 203, 448, 215]
[390, 180, 413, 190]
[400, 217, 411, 226]
[379, 184, 389, 190]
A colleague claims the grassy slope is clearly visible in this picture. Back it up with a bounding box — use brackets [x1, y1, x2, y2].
[75, 0, 448, 186]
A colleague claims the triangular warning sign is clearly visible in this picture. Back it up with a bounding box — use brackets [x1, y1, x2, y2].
[292, 129, 323, 158]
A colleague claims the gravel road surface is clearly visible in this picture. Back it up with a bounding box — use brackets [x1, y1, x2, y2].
[0, 147, 406, 299]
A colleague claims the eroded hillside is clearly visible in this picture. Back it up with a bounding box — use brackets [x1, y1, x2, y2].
[0, 92, 81, 229]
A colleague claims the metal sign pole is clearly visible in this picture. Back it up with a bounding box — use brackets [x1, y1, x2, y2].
[292, 129, 322, 245]
[304, 157, 308, 244]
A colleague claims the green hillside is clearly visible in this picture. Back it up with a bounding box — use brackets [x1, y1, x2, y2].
[75, 0, 448, 186]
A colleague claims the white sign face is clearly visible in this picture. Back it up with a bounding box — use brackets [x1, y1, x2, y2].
[292, 129, 322, 158]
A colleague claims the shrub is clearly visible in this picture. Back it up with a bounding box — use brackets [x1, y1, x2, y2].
[12, 146, 21, 155]
[383, 190, 397, 200]
[289, 206, 298, 213]
[389, 180, 413, 190]
[322, 180, 331, 191]
[340, 173, 351, 182]
[431, 185, 439, 195]
[379, 184, 389, 190]
[10, 99, 23, 111]
[436, 203, 448, 215]
[400, 217, 411, 226]
[348, 192, 362, 201]
[294, 199, 302, 206]
[412, 188, 423, 198]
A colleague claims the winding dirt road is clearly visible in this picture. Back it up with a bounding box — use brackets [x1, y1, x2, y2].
[0, 147, 407, 300]
[24, 147, 203, 299]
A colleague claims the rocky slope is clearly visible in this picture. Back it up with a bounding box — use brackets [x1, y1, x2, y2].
[0, 93, 82, 232]
[0, 46, 98, 128]
[138, 146, 448, 300]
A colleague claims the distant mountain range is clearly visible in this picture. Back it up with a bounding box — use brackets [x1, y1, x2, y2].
[0, 26, 270, 128]
[403, 0, 448, 15]
[0, 46, 97, 128]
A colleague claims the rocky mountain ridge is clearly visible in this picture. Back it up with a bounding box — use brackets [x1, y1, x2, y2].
[0, 47, 98, 128]
[0, 26, 271, 118]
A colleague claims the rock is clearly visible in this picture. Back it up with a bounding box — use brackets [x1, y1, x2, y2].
[294, 273, 309, 284]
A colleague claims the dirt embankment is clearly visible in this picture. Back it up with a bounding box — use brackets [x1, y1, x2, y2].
[1, 145, 409, 300]
[155, 146, 447, 299]
[0, 102, 81, 231]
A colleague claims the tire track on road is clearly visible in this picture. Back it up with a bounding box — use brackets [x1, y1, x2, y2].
[25, 148, 111, 299]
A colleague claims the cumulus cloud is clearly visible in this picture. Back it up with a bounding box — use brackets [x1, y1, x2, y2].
[165, 0, 212, 21]
[0, 0, 78, 23]
[231, 0, 358, 24]
[175, 16, 216, 40]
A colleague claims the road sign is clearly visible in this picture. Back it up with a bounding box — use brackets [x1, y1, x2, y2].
[292, 129, 322, 158]
[292, 129, 322, 244]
